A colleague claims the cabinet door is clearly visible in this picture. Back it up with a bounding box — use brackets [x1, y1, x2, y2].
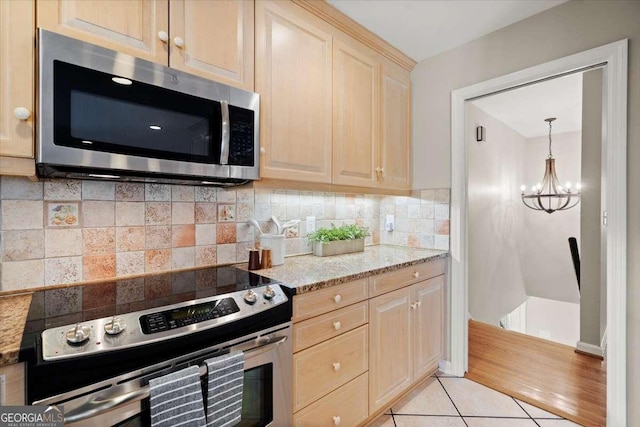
[37, 0, 168, 64]
[255, 1, 333, 183]
[369, 286, 412, 413]
[0, 0, 34, 160]
[170, 0, 254, 90]
[378, 59, 411, 190]
[413, 275, 445, 379]
[332, 39, 378, 187]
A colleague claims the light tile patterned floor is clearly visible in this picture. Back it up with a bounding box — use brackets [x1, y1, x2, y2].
[367, 373, 582, 427]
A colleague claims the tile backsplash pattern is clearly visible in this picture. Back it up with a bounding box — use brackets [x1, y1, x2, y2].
[0, 177, 450, 292]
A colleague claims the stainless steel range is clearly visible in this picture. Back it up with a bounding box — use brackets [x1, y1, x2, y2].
[20, 266, 294, 427]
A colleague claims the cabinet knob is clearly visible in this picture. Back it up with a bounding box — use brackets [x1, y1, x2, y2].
[333, 416, 341, 425]
[333, 321, 341, 331]
[13, 107, 31, 120]
[413, 271, 420, 279]
[173, 36, 185, 48]
[260, 147, 266, 154]
[416, 301, 422, 308]
[332, 362, 341, 371]
[333, 294, 342, 304]
[411, 302, 417, 310]
[158, 31, 169, 42]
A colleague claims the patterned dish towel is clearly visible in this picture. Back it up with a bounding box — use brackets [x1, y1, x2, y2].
[149, 365, 207, 427]
[204, 352, 245, 427]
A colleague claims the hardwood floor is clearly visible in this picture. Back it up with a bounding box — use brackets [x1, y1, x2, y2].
[466, 320, 606, 427]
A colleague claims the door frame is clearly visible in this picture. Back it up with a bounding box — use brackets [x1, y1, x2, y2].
[448, 39, 627, 425]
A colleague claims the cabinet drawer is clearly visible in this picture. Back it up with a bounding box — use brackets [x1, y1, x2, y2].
[294, 300, 368, 352]
[370, 259, 445, 297]
[293, 279, 368, 322]
[294, 373, 368, 427]
[293, 325, 368, 412]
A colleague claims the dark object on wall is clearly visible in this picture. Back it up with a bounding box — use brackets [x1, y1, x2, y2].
[476, 126, 484, 142]
[568, 236, 580, 293]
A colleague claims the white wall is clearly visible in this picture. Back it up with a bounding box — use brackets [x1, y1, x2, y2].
[519, 131, 581, 304]
[467, 103, 527, 325]
[525, 297, 580, 347]
[411, 2, 640, 420]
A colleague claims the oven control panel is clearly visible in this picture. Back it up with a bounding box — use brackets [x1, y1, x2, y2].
[140, 297, 240, 334]
[41, 283, 290, 361]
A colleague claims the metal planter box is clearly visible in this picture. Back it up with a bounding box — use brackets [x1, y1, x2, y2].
[312, 238, 365, 257]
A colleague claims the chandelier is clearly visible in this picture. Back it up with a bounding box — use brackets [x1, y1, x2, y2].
[520, 118, 581, 214]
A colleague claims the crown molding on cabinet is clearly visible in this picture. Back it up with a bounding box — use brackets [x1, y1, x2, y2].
[291, 0, 417, 71]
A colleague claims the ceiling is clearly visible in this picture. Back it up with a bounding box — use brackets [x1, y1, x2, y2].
[471, 72, 583, 138]
[326, 0, 567, 62]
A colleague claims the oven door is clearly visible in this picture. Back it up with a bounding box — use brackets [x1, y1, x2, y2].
[34, 324, 292, 427]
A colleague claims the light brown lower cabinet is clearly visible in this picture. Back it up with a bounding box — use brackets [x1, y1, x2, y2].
[293, 373, 368, 427]
[369, 275, 445, 414]
[0, 362, 25, 405]
[292, 260, 446, 426]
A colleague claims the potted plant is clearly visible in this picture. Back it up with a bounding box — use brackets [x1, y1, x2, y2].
[307, 223, 370, 257]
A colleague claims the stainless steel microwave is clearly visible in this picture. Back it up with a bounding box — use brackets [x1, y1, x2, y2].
[37, 29, 260, 186]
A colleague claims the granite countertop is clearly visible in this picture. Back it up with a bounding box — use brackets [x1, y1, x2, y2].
[0, 293, 32, 366]
[0, 245, 448, 368]
[237, 245, 449, 294]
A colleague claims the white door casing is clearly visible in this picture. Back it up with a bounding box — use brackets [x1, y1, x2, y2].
[449, 39, 627, 426]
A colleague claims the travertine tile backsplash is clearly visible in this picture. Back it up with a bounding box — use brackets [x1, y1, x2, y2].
[0, 177, 449, 292]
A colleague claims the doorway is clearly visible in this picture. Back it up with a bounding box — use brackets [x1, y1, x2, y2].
[447, 40, 628, 425]
[467, 71, 585, 348]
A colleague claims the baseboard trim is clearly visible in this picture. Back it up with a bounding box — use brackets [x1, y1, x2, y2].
[438, 360, 455, 376]
[576, 341, 605, 359]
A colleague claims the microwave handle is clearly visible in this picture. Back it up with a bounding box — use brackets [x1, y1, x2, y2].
[220, 100, 230, 165]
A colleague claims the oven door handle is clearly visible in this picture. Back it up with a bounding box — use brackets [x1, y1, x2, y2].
[62, 335, 288, 423]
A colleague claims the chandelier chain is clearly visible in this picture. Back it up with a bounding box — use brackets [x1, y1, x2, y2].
[548, 120, 553, 159]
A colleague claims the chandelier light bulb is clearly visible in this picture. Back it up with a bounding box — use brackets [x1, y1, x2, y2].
[520, 185, 526, 192]
[558, 185, 564, 191]
[531, 186, 537, 193]
[536, 183, 542, 190]
[576, 183, 582, 190]
[565, 182, 572, 189]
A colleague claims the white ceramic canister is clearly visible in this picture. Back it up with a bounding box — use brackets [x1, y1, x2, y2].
[259, 234, 285, 266]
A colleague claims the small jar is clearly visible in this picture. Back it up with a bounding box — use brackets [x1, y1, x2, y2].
[248, 249, 260, 270]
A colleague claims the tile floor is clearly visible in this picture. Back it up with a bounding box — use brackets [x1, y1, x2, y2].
[368, 372, 582, 427]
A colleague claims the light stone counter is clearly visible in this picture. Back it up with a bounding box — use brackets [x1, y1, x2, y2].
[237, 245, 449, 294]
[0, 293, 32, 366]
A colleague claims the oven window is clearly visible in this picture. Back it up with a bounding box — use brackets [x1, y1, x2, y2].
[53, 60, 222, 164]
[239, 364, 273, 427]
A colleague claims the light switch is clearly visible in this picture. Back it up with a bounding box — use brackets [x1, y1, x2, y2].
[306, 216, 316, 234]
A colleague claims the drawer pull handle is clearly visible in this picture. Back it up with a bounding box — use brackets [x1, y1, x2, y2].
[333, 416, 341, 425]
[333, 321, 341, 331]
[413, 271, 420, 278]
[333, 362, 341, 371]
[13, 107, 31, 120]
[333, 294, 342, 303]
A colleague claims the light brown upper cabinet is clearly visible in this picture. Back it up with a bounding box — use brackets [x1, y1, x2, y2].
[332, 39, 378, 188]
[37, 0, 254, 90]
[378, 58, 412, 191]
[0, 0, 35, 174]
[255, 0, 333, 183]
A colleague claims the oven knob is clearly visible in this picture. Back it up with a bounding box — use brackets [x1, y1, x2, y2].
[104, 316, 126, 336]
[263, 285, 276, 300]
[66, 323, 91, 345]
[244, 289, 258, 305]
